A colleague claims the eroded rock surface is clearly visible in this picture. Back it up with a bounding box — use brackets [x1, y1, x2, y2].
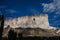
[2, 14, 60, 37]
[4, 14, 50, 29]
[2, 27, 60, 37]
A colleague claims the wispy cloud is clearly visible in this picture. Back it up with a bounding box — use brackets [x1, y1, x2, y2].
[42, 3, 56, 13]
[42, 0, 60, 19]
[5, 9, 19, 14]
[42, 0, 60, 14]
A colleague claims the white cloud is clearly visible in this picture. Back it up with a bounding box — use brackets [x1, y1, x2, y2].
[54, 0, 60, 15]
[42, 0, 60, 19]
[42, 3, 56, 13]
[5, 9, 19, 13]
[42, 0, 60, 14]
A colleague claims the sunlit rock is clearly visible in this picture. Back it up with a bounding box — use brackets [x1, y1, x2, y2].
[4, 14, 51, 29]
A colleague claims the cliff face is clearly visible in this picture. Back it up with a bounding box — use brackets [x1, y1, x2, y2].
[4, 14, 50, 29]
[2, 14, 60, 37]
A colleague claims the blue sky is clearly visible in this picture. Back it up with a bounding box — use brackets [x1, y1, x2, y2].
[0, 0, 60, 28]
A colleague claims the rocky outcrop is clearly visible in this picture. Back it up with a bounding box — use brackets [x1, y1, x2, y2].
[2, 14, 60, 37]
[4, 14, 52, 29]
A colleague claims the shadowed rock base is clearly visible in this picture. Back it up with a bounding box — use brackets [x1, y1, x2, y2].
[2, 28, 60, 38]
[2, 37, 60, 40]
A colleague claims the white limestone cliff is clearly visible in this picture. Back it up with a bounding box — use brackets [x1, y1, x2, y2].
[4, 14, 56, 30]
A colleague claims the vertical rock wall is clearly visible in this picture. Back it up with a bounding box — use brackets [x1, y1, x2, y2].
[4, 14, 50, 29]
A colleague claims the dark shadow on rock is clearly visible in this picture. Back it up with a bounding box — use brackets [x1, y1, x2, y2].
[8, 29, 17, 40]
[17, 32, 23, 40]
